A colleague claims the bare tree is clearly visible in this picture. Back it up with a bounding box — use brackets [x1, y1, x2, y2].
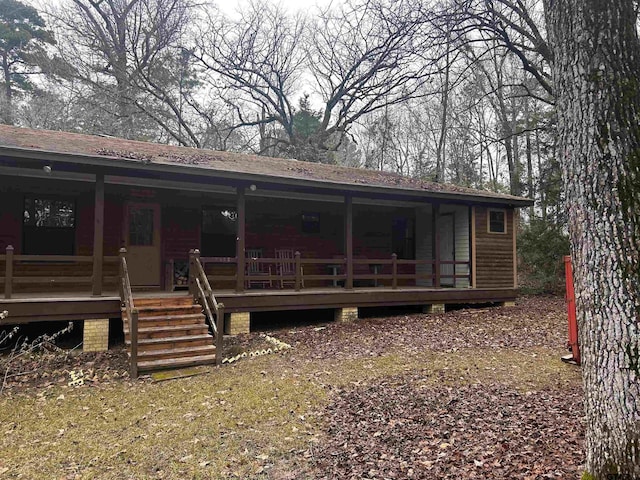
[306, 0, 434, 153]
[195, 0, 306, 155]
[195, 0, 439, 162]
[439, 0, 552, 100]
[48, 0, 194, 138]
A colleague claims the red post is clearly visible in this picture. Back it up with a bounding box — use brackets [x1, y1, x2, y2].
[564, 255, 580, 365]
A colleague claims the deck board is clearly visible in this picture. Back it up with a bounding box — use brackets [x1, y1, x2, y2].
[0, 286, 517, 324]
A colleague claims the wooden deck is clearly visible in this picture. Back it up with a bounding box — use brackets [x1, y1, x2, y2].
[0, 286, 517, 324]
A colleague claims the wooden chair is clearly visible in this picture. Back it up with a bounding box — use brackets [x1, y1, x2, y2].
[275, 249, 303, 288]
[245, 248, 272, 288]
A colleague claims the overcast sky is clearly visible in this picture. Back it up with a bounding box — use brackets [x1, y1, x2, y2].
[215, 0, 335, 16]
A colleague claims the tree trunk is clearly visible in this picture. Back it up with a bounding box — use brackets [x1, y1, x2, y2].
[525, 98, 534, 219]
[1, 52, 13, 125]
[435, 42, 451, 183]
[544, 1, 640, 478]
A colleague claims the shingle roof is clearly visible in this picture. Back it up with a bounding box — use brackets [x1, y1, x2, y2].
[0, 125, 531, 205]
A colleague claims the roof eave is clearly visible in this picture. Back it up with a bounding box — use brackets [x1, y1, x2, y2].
[0, 145, 534, 207]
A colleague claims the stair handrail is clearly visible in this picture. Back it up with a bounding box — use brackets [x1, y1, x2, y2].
[119, 248, 138, 379]
[190, 249, 224, 366]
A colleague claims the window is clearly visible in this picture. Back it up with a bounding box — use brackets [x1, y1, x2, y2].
[23, 198, 75, 228]
[488, 209, 507, 234]
[301, 212, 320, 233]
[201, 207, 237, 257]
[23, 196, 76, 255]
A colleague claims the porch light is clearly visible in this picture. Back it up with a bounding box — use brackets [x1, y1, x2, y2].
[43, 165, 52, 174]
[249, 184, 257, 191]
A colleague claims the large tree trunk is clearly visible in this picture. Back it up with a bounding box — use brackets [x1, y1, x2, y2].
[544, 1, 640, 478]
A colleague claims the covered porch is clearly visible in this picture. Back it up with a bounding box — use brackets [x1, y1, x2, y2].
[0, 139, 519, 373]
[0, 164, 491, 300]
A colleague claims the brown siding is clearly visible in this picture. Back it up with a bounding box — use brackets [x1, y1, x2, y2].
[76, 192, 94, 256]
[104, 194, 124, 256]
[245, 198, 344, 287]
[475, 207, 515, 288]
[163, 207, 200, 260]
[76, 192, 124, 257]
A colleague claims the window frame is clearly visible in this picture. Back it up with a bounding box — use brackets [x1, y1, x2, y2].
[487, 208, 508, 234]
[22, 195, 77, 255]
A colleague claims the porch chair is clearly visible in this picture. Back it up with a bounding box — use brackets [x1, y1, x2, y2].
[245, 248, 272, 288]
[275, 249, 304, 289]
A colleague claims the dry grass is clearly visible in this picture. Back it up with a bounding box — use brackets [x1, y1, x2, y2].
[1, 357, 322, 479]
[0, 297, 581, 479]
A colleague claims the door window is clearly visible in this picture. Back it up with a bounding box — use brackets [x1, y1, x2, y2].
[129, 207, 154, 246]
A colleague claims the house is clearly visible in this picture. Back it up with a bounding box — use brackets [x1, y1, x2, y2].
[0, 125, 532, 374]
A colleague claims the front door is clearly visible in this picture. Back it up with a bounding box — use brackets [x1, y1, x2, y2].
[438, 213, 455, 287]
[125, 203, 161, 287]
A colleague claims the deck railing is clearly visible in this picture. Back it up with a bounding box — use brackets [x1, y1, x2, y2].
[118, 248, 138, 379]
[189, 249, 224, 366]
[0, 245, 119, 299]
[198, 253, 471, 292]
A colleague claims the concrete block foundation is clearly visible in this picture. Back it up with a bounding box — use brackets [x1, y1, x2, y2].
[226, 311, 251, 335]
[334, 307, 358, 323]
[83, 318, 109, 352]
[423, 304, 445, 314]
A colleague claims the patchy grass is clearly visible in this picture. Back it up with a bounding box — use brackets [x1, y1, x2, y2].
[1, 357, 323, 479]
[0, 296, 582, 479]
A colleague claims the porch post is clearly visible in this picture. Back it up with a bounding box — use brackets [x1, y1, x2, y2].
[92, 172, 105, 296]
[433, 203, 441, 288]
[5, 245, 13, 299]
[470, 206, 476, 287]
[345, 194, 353, 290]
[188, 249, 196, 297]
[391, 253, 398, 289]
[236, 186, 246, 293]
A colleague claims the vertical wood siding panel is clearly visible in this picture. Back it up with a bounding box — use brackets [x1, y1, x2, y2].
[475, 207, 515, 288]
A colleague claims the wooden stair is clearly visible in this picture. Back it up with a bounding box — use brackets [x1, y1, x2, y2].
[122, 295, 218, 373]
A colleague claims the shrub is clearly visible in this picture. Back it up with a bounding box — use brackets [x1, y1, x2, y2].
[518, 219, 570, 294]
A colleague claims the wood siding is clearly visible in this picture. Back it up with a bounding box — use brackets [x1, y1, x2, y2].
[475, 207, 515, 288]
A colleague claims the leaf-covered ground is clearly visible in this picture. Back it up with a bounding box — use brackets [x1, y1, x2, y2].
[0, 296, 584, 479]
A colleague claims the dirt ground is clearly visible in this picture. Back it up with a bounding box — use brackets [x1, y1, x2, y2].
[0, 295, 584, 479]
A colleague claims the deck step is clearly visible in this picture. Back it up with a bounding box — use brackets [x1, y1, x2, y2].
[133, 296, 194, 307]
[137, 353, 218, 373]
[126, 324, 210, 340]
[128, 334, 215, 351]
[123, 305, 204, 318]
[137, 344, 216, 362]
[124, 313, 206, 328]
[123, 296, 220, 372]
